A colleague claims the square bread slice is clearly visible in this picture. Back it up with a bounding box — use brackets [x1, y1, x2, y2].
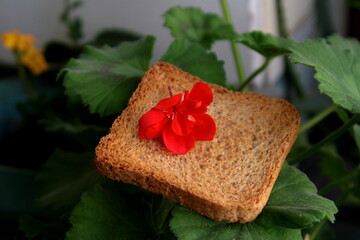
[95, 62, 300, 223]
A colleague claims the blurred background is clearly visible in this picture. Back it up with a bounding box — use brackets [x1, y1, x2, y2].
[0, 0, 350, 90]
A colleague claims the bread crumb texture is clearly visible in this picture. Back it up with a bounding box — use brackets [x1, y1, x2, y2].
[95, 62, 300, 223]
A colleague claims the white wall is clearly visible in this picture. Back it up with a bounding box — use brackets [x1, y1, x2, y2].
[0, 0, 251, 85]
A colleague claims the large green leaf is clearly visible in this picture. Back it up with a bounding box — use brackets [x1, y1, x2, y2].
[66, 183, 176, 240]
[59, 36, 155, 117]
[34, 149, 101, 209]
[290, 35, 360, 113]
[161, 39, 226, 86]
[170, 163, 337, 240]
[170, 207, 302, 240]
[164, 7, 235, 49]
[260, 163, 338, 229]
[236, 31, 294, 58]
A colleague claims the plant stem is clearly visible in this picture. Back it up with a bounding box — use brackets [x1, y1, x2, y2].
[219, 0, 246, 87]
[238, 57, 272, 91]
[309, 218, 327, 240]
[319, 165, 360, 196]
[288, 114, 360, 165]
[299, 104, 338, 134]
[310, 175, 360, 240]
[16, 54, 38, 100]
[275, 0, 288, 38]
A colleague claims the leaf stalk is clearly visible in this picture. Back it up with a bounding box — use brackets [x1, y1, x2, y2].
[299, 104, 338, 134]
[238, 57, 272, 91]
[288, 114, 360, 165]
[16, 53, 38, 101]
[319, 164, 360, 196]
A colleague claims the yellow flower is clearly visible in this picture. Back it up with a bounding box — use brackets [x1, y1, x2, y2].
[21, 47, 49, 76]
[1, 30, 48, 75]
[1, 30, 35, 52]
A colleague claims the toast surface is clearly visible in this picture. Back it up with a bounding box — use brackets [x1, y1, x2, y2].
[95, 62, 300, 223]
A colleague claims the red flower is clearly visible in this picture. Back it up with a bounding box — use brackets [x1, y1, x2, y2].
[138, 82, 216, 155]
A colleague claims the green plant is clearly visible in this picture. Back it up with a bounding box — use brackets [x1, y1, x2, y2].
[60, 0, 84, 46]
[4, 3, 360, 240]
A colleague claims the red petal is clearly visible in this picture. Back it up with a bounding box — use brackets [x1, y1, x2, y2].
[177, 99, 204, 114]
[172, 113, 196, 136]
[138, 109, 169, 139]
[188, 82, 213, 107]
[162, 126, 195, 155]
[178, 82, 213, 114]
[154, 93, 182, 111]
[192, 114, 216, 141]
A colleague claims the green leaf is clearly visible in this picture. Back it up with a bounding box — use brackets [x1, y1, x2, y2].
[39, 116, 108, 149]
[261, 163, 338, 229]
[161, 39, 226, 86]
[319, 145, 348, 182]
[19, 214, 68, 240]
[70, 0, 82, 10]
[66, 183, 176, 240]
[66, 184, 151, 239]
[302, 222, 336, 240]
[34, 149, 101, 209]
[59, 36, 155, 117]
[69, 16, 83, 42]
[353, 124, 360, 152]
[236, 31, 294, 58]
[91, 28, 141, 47]
[153, 197, 177, 236]
[290, 35, 360, 113]
[164, 6, 235, 49]
[170, 207, 302, 240]
[170, 163, 337, 240]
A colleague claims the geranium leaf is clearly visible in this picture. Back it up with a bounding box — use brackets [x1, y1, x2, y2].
[302, 222, 336, 240]
[319, 145, 348, 182]
[161, 39, 226, 86]
[34, 149, 101, 209]
[66, 184, 151, 239]
[353, 124, 360, 152]
[170, 207, 302, 240]
[170, 163, 337, 240]
[290, 35, 360, 113]
[260, 163, 338, 229]
[164, 7, 235, 49]
[236, 31, 294, 58]
[39, 116, 108, 150]
[59, 36, 155, 117]
[66, 183, 176, 240]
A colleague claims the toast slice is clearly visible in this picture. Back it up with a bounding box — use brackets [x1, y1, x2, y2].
[95, 62, 300, 223]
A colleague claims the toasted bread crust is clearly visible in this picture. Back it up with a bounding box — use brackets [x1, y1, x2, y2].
[95, 62, 300, 223]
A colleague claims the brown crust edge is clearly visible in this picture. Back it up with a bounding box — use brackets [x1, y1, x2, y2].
[94, 155, 260, 223]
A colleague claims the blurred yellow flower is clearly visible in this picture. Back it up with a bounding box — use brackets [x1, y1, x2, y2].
[2, 30, 35, 51]
[21, 47, 49, 76]
[1, 30, 48, 75]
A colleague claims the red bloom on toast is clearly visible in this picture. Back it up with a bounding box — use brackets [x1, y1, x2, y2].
[139, 82, 216, 155]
